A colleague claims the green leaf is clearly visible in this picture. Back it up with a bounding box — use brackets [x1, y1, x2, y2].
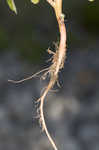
[6, 0, 17, 14]
[31, 0, 40, 4]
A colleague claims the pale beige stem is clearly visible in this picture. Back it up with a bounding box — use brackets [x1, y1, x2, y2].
[40, 80, 58, 150]
[55, 18, 66, 75]
[38, 1, 67, 150]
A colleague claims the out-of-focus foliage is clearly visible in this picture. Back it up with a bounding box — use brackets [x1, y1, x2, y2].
[0, 0, 98, 63]
[0, 26, 8, 50]
[6, 0, 40, 14]
[6, 0, 17, 14]
[82, 1, 99, 33]
[31, 0, 40, 5]
[88, 0, 94, 2]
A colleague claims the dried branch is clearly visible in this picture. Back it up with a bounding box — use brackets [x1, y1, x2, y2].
[37, 0, 67, 150]
[8, 1, 67, 149]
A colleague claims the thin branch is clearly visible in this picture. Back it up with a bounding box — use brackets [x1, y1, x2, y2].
[8, 67, 49, 84]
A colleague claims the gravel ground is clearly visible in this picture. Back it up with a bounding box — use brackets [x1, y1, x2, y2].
[0, 44, 99, 150]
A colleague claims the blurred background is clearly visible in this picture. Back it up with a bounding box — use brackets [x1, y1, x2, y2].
[0, 0, 99, 150]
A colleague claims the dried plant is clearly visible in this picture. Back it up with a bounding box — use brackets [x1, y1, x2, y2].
[7, 0, 66, 150]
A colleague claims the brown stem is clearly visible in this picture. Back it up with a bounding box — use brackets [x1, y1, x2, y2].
[8, 1, 67, 150]
[38, 1, 67, 150]
[39, 79, 58, 150]
[55, 17, 66, 75]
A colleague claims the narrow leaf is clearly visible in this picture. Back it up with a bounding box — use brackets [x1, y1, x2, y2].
[31, 0, 40, 4]
[6, 0, 17, 14]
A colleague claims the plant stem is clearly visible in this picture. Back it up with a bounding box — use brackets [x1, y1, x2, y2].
[39, 0, 67, 150]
